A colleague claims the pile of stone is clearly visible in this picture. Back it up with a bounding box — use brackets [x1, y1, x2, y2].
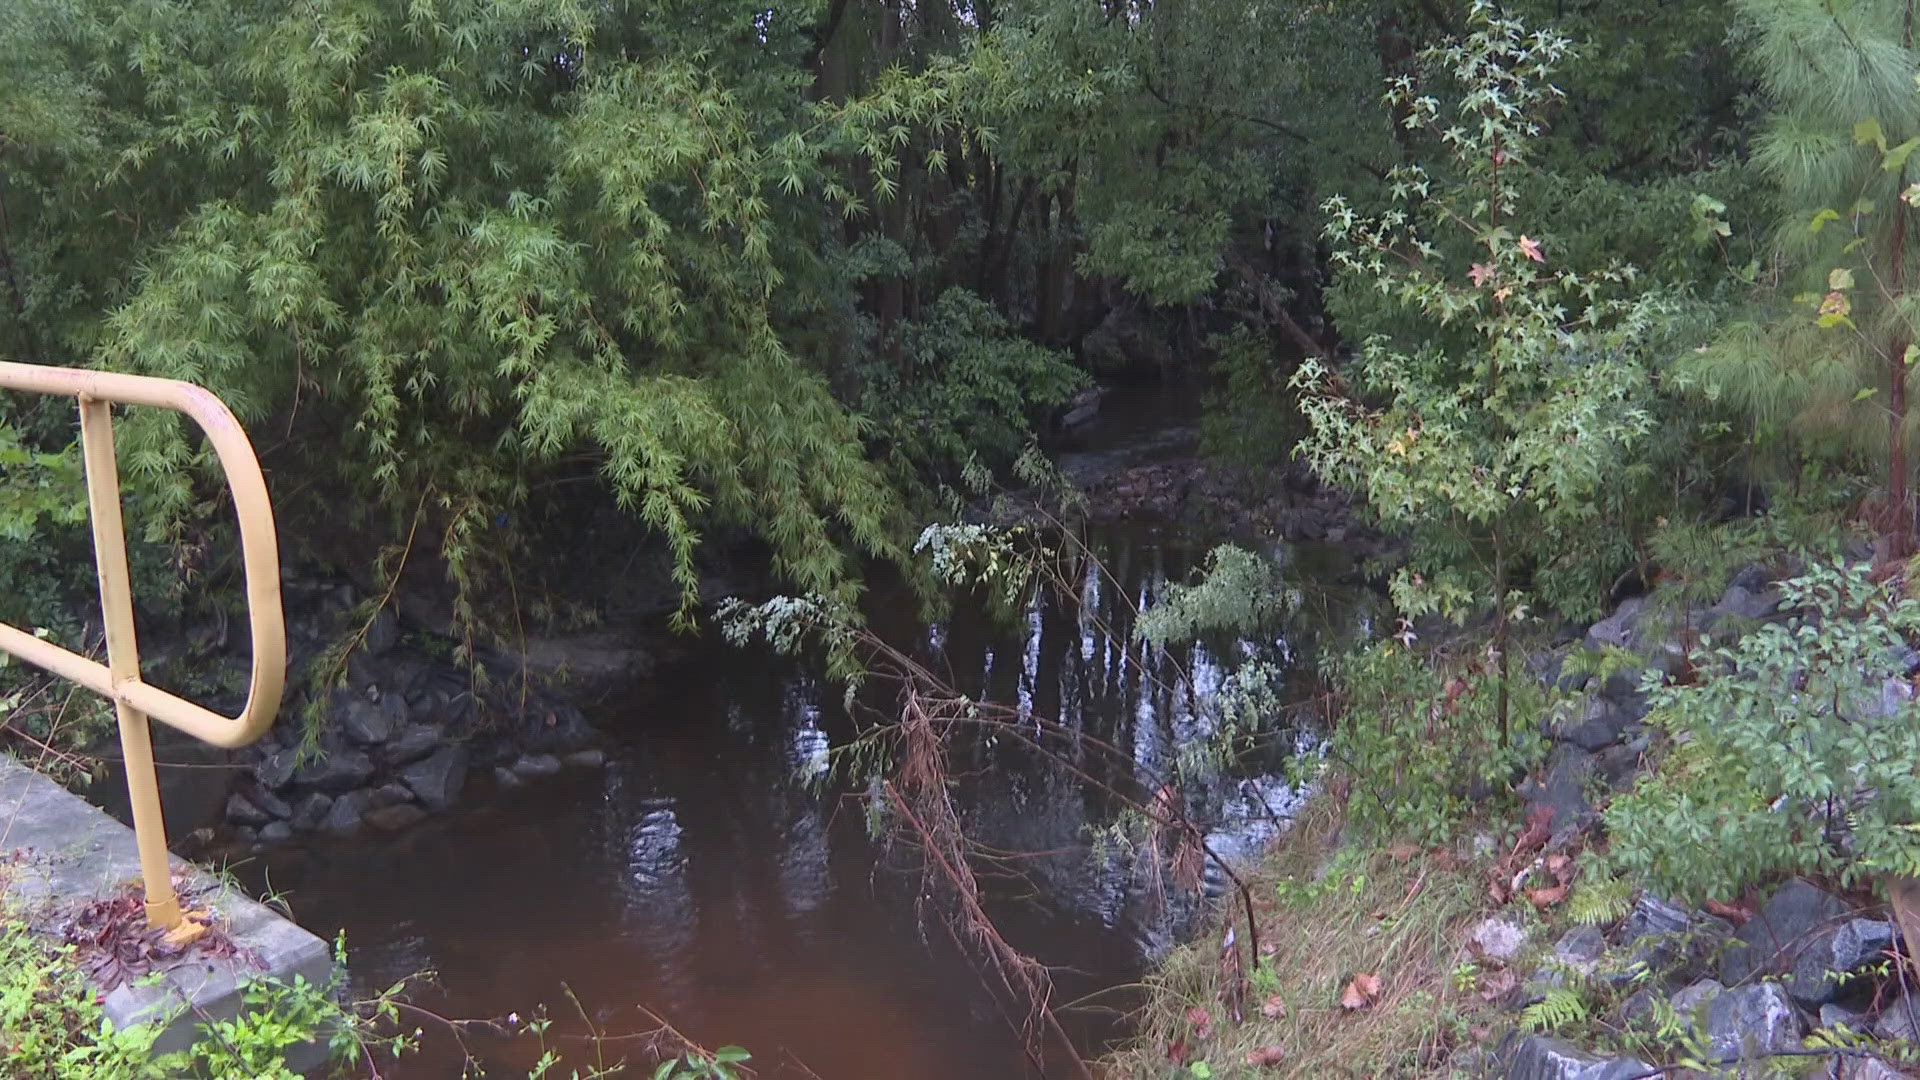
[212, 567, 641, 843]
[1494, 881, 1910, 1079]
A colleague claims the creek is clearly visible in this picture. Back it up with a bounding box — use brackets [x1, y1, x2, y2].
[237, 388, 1372, 1078]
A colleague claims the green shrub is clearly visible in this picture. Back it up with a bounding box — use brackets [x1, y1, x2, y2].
[1606, 558, 1920, 900]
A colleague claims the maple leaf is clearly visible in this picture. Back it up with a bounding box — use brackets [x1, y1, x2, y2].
[1469, 263, 1493, 286]
[1246, 1046, 1287, 1068]
[1340, 972, 1383, 1010]
[1260, 994, 1288, 1019]
[1525, 884, 1568, 909]
[1518, 235, 1544, 263]
[1186, 1005, 1213, 1039]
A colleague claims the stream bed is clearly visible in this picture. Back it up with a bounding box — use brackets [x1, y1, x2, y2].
[238, 392, 1369, 1078]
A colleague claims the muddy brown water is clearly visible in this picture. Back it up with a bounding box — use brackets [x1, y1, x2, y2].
[237, 391, 1370, 1079]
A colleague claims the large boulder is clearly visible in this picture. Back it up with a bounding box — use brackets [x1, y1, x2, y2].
[378, 724, 441, 768]
[320, 789, 373, 834]
[1788, 918, 1896, 1007]
[1519, 745, 1597, 841]
[292, 745, 376, 793]
[1502, 1034, 1650, 1080]
[1703, 982, 1803, 1062]
[1720, 880, 1850, 985]
[337, 694, 395, 746]
[1558, 695, 1641, 752]
[401, 745, 469, 809]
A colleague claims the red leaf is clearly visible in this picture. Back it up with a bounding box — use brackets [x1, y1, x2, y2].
[1246, 1046, 1287, 1068]
[1186, 1005, 1212, 1039]
[1340, 972, 1382, 1010]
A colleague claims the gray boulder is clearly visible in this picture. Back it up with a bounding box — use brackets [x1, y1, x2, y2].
[401, 745, 469, 809]
[379, 724, 440, 768]
[362, 608, 399, 655]
[369, 782, 415, 809]
[364, 803, 425, 832]
[288, 792, 333, 832]
[255, 746, 302, 791]
[1789, 918, 1896, 1006]
[338, 694, 394, 746]
[259, 821, 293, 843]
[1721, 879, 1850, 985]
[225, 792, 273, 826]
[294, 745, 376, 793]
[321, 789, 373, 834]
[1554, 926, 1607, 974]
[563, 749, 607, 769]
[512, 753, 564, 779]
[1670, 978, 1722, 1028]
[1586, 597, 1648, 651]
[1705, 584, 1781, 628]
[1503, 1034, 1650, 1080]
[1520, 744, 1597, 841]
[1703, 981, 1803, 1061]
[1874, 996, 1920, 1043]
[1559, 696, 1641, 752]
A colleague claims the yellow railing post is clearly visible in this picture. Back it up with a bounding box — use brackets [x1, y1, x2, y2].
[0, 361, 285, 931]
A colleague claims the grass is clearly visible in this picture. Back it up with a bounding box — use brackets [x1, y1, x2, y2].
[1103, 797, 1505, 1078]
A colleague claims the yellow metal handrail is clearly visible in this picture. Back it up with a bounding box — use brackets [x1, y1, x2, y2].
[0, 360, 285, 930]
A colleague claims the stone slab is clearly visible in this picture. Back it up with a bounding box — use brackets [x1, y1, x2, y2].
[0, 753, 337, 1070]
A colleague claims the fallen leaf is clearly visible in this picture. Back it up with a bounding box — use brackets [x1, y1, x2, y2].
[1526, 884, 1568, 910]
[1386, 840, 1420, 862]
[1260, 994, 1287, 1020]
[1167, 1035, 1190, 1065]
[1340, 972, 1382, 1010]
[1489, 880, 1510, 905]
[1477, 968, 1519, 1002]
[1186, 1005, 1212, 1039]
[1704, 898, 1752, 926]
[1545, 853, 1571, 878]
[1245, 1046, 1286, 1068]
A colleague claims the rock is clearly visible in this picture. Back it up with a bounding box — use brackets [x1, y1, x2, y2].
[1790, 918, 1896, 1006]
[1670, 978, 1722, 1025]
[1619, 988, 1659, 1027]
[1559, 696, 1640, 752]
[401, 745, 469, 809]
[293, 746, 376, 793]
[1080, 305, 1173, 377]
[1819, 1001, 1869, 1032]
[288, 792, 333, 832]
[1703, 981, 1803, 1061]
[248, 788, 292, 819]
[563, 749, 607, 769]
[1721, 879, 1851, 985]
[379, 724, 440, 768]
[507, 633, 653, 693]
[1729, 563, 1772, 592]
[1520, 744, 1596, 841]
[1586, 597, 1648, 651]
[511, 753, 563, 780]
[363, 608, 400, 655]
[1057, 385, 1104, 429]
[255, 747, 301, 791]
[1554, 926, 1608, 973]
[259, 821, 293, 843]
[1502, 1034, 1651, 1080]
[225, 793, 273, 826]
[494, 766, 524, 791]
[1838, 1057, 1909, 1080]
[1471, 915, 1530, 963]
[1623, 895, 1694, 942]
[364, 804, 425, 832]
[1705, 584, 1781, 628]
[1874, 996, 1920, 1043]
[525, 707, 597, 754]
[369, 782, 415, 809]
[321, 789, 373, 834]
[338, 694, 395, 746]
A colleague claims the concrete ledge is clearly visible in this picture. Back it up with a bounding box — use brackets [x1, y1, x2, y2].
[0, 753, 337, 1069]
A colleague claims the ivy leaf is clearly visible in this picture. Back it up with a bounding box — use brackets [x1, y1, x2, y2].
[1856, 117, 1887, 151]
[1829, 267, 1855, 291]
[1887, 136, 1920, 172]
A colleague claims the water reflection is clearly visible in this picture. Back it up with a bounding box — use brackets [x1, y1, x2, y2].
[240, 527, 1367, 1078]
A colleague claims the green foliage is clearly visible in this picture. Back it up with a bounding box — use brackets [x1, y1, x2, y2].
[1607, 558, 1920, 899]
[0, 919, 172, 1078]
[858, 288, 1084, 481]
[1136, 544, 1300, 646]
[1324, 639, 1545, 844]
[1296, 2, 1692, 629]
[649, 1045, 752, 1080]
[1198, 327, 1300, 471]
